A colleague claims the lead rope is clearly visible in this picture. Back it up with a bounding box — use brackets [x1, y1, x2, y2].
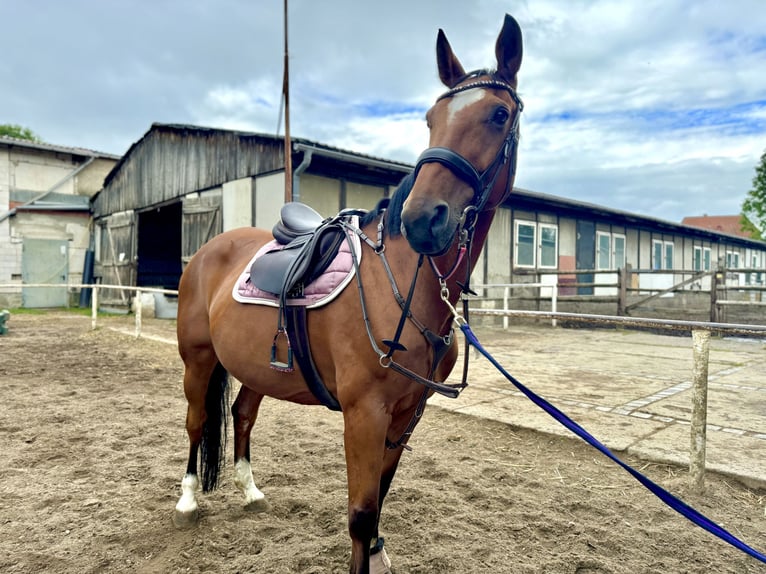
[437, 279, 766, 566]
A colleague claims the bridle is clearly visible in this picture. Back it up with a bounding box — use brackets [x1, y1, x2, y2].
[410, 71, 523, 280]
[412, 71, 524, 223]
[361, 72, 525, 449]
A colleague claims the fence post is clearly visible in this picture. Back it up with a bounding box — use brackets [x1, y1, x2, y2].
[550, 285, 557, 328]
[710, 268, 721, 323]
[503, 286, 509, 330]
[135, 289, 142, 338]
[617, 264, 630, 316]
[689, 329, 710, 492]
[91, 286, 98, 331]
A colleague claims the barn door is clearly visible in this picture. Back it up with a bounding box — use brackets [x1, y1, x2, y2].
[96, 211, 136, 305]
[22, 238, 68, 308]
[576, 220, 595, 295]
[182, 194, 222, 267]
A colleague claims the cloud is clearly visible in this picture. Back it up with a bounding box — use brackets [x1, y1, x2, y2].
[1, 0, 764, 224]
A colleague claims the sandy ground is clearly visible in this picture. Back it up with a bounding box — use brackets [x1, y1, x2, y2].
[0, 311, 764, 573]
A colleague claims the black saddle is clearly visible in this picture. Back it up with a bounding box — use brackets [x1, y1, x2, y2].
[250, 202, 347, 297]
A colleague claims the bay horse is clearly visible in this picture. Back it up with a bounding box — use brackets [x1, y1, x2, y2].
[174, 14, 523, 574]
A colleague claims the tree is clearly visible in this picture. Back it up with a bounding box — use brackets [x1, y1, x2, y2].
[0, 124, 42, 142]
[741, 149, 766, 241]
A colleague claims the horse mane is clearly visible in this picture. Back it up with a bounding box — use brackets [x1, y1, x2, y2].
[359, 171, 413, 237]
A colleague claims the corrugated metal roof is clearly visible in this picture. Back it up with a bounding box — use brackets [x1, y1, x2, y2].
[0, 135, 121, 160]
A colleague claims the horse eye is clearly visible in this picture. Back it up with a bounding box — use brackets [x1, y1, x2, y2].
[491, 107, 510, 125]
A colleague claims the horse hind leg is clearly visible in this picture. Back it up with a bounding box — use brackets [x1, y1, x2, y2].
[231, 385, 269, 512]
[173, 355, 230, 528]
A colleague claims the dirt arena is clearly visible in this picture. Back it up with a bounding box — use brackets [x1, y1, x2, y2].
[1, 311, 764, 573]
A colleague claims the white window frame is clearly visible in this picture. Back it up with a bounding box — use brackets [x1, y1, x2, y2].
[664, 241, 674, 270]
[596, 231, 611, 270]
[703, 247, 711, 271]
[693, 246, 702, 272]
[514, 220, 537, 268]
[513, 220, 559, 270]
[652, 239, 674, 270]
[596, 231, 626, 270]
[725, 250, 740, 269]
[613, 233, 626, 270]
[538, 223, 559, 270]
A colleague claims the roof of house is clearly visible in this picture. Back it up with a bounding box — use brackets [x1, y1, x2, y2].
[0, 135, 121, 160]
[680, 215, 751, 238]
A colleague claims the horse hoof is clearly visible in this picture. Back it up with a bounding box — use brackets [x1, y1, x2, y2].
[244, 498, 270, 513]
[369, 547, 392, 574]
[172, 508, 199, 529]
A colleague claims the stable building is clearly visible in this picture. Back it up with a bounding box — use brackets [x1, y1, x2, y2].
[0, 136, 119, 308]
[90, 123, 411, 307]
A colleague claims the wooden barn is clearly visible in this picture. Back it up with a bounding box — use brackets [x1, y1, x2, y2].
[90, 123, 411, 306]
[0, 136, 119, 308]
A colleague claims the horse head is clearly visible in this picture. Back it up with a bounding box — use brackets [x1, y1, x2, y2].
[401, 13, 523, 256]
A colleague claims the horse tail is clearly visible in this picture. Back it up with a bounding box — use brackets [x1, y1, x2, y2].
[200, 362, 230, 493]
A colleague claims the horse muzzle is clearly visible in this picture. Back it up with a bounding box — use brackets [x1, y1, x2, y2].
[400, 197, 457, 255]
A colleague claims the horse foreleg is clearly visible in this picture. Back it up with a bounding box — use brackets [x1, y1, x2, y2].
[366, 446, 404, 574]
[232, 385, 268, 512]
[343, 401, 391, 574]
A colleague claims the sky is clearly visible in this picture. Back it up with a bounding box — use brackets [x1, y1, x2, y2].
[2, 0, 765, 224]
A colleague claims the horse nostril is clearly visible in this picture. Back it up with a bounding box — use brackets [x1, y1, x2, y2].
[429, 202, 449, 236]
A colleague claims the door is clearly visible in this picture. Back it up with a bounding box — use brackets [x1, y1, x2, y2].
[96, 211, 136, 305]
[182, 195, 222, 267]
[576, 220, 595, 295]
[22, 238, 68, 307]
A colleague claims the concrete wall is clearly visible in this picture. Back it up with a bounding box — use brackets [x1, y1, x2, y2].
[222, 177, 253, 231]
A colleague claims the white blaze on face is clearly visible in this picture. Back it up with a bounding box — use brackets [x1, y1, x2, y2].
[447, 89, 487, 125]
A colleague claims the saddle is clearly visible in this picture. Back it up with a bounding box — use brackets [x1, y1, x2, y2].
[249, 202, 367, 412]
[250, 202, 347, 297]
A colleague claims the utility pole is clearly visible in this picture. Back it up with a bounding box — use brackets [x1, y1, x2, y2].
[282, 0, 292, 203]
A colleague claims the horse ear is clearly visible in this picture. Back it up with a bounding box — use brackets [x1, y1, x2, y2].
[495, 14, 523, 85]
[436, 28, 466, 88]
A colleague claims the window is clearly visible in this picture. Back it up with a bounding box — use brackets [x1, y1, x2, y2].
[596, 231, 626, 270]
[596, 232, 611, 270]
[694, 246, 712, 272]
[613, 235, 626, 269]
[515, 221, 536, 267]
[725, 251, 740, 269]
[652, 239, 674, 270]
[539, 224, 558, 268]
[664, 242, 674, 269]
[514, 220, 558, 269]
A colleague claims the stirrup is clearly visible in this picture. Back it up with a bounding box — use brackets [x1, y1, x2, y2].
[269, 328, 294, 372]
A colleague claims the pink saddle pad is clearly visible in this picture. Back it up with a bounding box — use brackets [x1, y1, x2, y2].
[232, 225, 361, 309]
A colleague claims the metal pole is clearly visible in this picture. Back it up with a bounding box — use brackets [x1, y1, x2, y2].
[689, 329, 710, 492]
[282, 0, 292, 203]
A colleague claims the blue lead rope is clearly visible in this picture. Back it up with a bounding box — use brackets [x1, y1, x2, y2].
[459, 323, 766, 565]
